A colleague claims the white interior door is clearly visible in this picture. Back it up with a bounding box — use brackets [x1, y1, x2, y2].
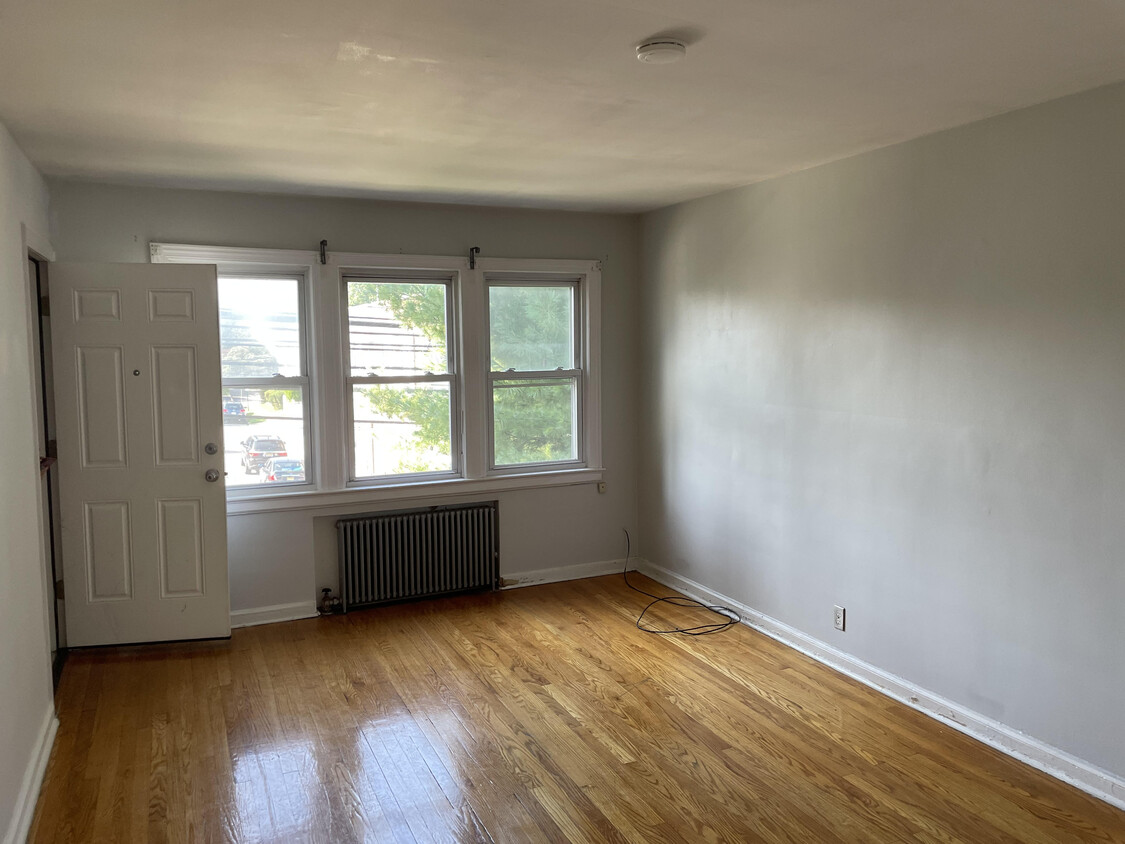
[50, 262, 230, 646]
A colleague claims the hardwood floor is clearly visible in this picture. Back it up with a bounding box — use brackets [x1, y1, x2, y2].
[30, 574, 1125, 843]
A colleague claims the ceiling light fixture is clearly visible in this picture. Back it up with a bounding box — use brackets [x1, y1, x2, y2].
[636, 39, 686, 65]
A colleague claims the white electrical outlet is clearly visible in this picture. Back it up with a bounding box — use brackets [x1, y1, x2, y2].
[834, 605, 846, 631]
[597, 481, 607, 494]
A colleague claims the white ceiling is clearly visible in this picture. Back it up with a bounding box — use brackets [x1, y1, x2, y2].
[3, 0, 1125, 211]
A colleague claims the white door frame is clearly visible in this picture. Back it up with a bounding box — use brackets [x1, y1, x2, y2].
[20, 223, 61, 676]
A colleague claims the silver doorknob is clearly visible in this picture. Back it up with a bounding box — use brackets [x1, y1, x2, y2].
[204, 442, 219, 455]
[204, 469, 221, 482]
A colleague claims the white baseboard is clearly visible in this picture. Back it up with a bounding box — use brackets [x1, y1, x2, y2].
[636, 559, 1125, 812]
[230, 601, 319, 628]
[501, 558, 628, 590]
[4, 706, 58, 844]
[230, 563, 628, 625]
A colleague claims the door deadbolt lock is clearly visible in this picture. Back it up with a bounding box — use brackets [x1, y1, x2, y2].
[204, 442, 218, 455]
[204, 469, 221, 483]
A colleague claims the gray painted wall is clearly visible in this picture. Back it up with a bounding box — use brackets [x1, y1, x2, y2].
[48, 183, 640, 612]
[640, 82, 1125, 778]
[0, 121, 55, 843]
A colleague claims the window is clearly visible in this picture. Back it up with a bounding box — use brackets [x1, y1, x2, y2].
[152, 244, 601, 505]
[344, 276, 458, 480]
[218, 274, 311, 488]
[488, 280, 581, 469]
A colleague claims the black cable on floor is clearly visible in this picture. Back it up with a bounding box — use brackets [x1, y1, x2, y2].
[621, 529, 741, 635]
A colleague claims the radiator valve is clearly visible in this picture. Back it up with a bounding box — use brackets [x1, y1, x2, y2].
[319, 587, 343, 615]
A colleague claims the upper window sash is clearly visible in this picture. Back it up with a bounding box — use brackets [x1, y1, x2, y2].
[487, 279, 580, 377]
[218, 273, 308, 382]
[342, 274, 455, 380]
[151, 246, 316, 387]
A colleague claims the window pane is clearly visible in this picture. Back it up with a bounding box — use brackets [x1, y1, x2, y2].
[219, 276, 302, 378]
[352, 383, 452, 477]
[489, 286, 573, 372]
[347, 281, 448, 377]
[222, 387, 307, 486]
[492, 379, 576, 466]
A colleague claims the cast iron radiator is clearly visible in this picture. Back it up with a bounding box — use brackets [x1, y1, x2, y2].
[336, 502, 499, 611]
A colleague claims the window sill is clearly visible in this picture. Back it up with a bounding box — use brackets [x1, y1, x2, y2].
[225, 467, 605, 515]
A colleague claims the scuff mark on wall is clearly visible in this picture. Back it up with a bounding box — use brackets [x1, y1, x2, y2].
[336, 41, 372, 62]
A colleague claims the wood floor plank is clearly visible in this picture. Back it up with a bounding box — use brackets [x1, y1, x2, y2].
[381, 629, 566, 843]
[28, 574, 1125, 843]
[406, 611, 633, 843]
[518, 581, 923, 839]
[429, 611, 688, 843]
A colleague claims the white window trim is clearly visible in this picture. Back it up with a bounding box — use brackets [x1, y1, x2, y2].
[340, 268, 462, 484]
[485, 275, 583, 472]
[150, 244, 604, 508]
[225, 467, 604, 514]
[477, 256, 602, 475]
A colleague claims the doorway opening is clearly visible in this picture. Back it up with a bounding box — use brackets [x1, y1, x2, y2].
[28, 253, 66, 688]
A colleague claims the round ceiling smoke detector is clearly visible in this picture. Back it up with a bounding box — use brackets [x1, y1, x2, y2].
[636, 39, 686, 64]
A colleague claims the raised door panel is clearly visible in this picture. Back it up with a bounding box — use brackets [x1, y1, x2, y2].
[151, 346, 200, 465]
[83, 501, 133, 601]
[148, 289, 196, 322]
[157, 498, 205, 597]
[76, 346, 128, 468]
[73, 288, 121, 322]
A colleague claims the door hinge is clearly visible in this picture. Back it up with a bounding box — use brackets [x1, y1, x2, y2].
[47, 439, 58, 459]
[39, 295, 50, 316]
[55, 579, 65, 600]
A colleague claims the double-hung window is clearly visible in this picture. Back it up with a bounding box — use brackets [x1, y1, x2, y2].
[218, 273, 312, 488]
[487, 277, 582, 470]
[343, 274, 458, 481]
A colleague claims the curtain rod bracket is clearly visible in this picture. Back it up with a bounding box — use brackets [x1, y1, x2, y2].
[469, 246, 480, 269]
[319, 239, 328, 265]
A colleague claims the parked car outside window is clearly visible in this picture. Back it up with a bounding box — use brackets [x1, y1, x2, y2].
[240, 436, 287, 474]
[263, 458, 305, 483]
